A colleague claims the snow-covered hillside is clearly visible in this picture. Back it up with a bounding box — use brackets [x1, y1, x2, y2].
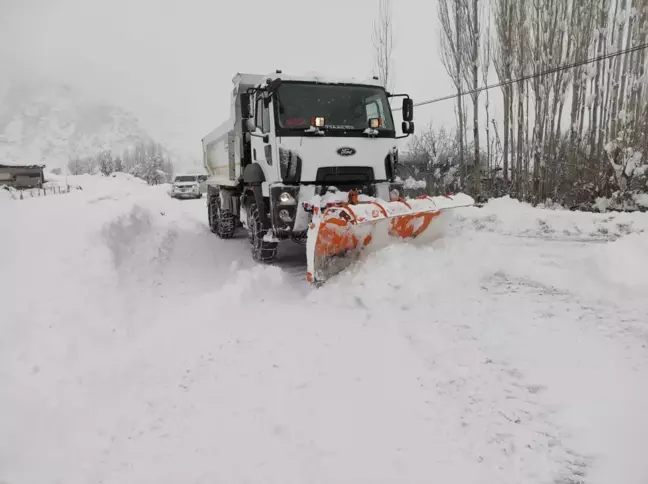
[0, 78, 196, 171]
[1, 176, 647, 484]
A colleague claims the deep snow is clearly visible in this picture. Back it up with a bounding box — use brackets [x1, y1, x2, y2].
[1, 175, 647, 484]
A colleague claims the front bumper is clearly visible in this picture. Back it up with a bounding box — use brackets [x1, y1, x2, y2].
[268, 181, 405, 239]
[172, 190, 200, 198]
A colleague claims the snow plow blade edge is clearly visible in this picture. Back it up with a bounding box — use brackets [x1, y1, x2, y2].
[305, 193, 474, 284]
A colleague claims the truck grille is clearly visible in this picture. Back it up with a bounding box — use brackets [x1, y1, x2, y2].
[315, 167, 375, 186]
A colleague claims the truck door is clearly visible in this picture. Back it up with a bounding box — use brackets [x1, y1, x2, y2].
[250, 93, 274, 176]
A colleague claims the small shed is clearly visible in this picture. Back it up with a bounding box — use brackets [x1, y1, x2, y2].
[0, 163, 45, 189]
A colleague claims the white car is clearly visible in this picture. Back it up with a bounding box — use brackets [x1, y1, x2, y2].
[170, 174, 202, 199]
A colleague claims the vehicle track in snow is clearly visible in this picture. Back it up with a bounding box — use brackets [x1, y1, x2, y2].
[173, 197, 313, 285]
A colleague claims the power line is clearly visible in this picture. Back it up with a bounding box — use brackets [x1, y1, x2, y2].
[393, 42, 648, 111]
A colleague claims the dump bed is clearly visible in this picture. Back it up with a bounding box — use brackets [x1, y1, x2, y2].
[202, 73, 264, 187]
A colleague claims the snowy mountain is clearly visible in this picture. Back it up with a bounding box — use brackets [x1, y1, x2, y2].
[0, 78, 194, 171]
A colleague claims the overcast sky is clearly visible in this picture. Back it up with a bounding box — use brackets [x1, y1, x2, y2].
[1, 0, 461, 159]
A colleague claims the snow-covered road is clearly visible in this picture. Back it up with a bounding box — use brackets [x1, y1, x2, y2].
[1, 174, 647, 484]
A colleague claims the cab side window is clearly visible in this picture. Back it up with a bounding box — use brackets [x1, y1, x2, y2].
[262, 101, 270, 133]
[255, 96, 270, 134]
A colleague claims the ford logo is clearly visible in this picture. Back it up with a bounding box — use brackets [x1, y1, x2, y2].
[337, 147, 356, 156]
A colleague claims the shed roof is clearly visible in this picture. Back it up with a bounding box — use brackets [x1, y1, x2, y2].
[0, 163, 46, 169]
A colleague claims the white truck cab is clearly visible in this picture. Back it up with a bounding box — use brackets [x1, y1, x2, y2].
[202, 71, 415, 262]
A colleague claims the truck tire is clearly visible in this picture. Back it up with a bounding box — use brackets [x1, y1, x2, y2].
[247, 202, 278, 263]
[208, 193, 235, 239]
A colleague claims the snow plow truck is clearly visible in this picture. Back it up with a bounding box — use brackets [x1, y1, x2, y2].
[202, 71, 474, 284]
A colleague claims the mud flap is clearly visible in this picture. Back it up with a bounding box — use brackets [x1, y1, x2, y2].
[305, 193, 474, 284]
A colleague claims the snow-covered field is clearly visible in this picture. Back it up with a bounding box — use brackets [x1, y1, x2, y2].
[1, 174, 647, 484]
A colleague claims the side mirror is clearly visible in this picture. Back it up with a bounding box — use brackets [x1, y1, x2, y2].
[402, 121, 415, 135]
[402, 98, 414, 121]
[245, 118, 256, 133]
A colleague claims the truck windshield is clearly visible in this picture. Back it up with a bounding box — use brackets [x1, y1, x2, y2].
[175, 176, 197, 182]
[274, 83, 395, 134]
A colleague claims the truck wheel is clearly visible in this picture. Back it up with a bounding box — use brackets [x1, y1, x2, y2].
[208, 194, 235, 239]
[247, 202, 278, 263]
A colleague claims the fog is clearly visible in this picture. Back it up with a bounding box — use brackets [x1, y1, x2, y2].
[0, 0, 455, 160]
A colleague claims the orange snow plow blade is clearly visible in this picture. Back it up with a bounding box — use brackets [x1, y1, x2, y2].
[305, 192, 475, 284]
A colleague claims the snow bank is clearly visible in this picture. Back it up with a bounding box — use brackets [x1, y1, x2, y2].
[395, 175, 427, 190]
[43, 171, 65, 183]
[595, 192, 648, 212]
[449, 196, 648, 301]
[316, 231, 648, 484]
[588, 231, 648, 292]
[637, 193, 648, 208]
[454, 195, 648, 240]
[0, 185, 16, 201]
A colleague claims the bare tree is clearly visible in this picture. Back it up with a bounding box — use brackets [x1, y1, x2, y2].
[493, 0, 515, 184]
[545, 0, 572, 198]
[568, 0, 597, 179]
[513, 0, 529, 196]
[608, 0, 627, 139]
[591, 0, 610, 162]
[405, 124, 464, 193]
[431, 0, 648, 209]
[461, 0, 483, 195]
[482, 18, 493, 177]
[439, 0, 467, 187]
[372, 0, 395, 92]
[629, 0, 648, 141]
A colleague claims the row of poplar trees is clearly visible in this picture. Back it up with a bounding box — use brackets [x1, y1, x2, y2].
[434, 0, 648, 207]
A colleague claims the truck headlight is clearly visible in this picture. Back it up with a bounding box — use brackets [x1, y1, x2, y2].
[279, 209, 293, 222]
[279, 192, 296, 205]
